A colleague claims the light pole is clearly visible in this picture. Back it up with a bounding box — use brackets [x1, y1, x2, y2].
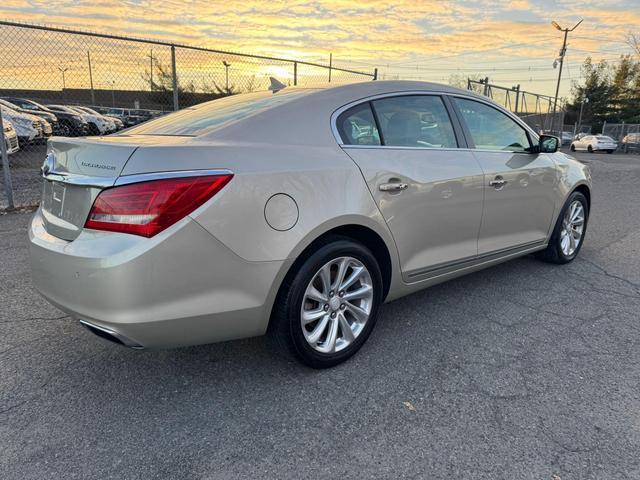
[222, 61, 231, 93]
[577, 95, 589, 134]
[58, 66, 69, 91]
[551, 19, 583, 133]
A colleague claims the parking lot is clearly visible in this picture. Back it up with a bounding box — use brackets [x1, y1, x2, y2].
[1, 150, 639, 479]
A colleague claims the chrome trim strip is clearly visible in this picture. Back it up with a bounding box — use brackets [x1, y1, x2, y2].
[42, 171, 115, 188]
[114, 169, 234, 186]
[341, 145, 533, 154]
[406, 239, 547, 280]
[79, 319, 144, 349]
[42, 169, 234, 188]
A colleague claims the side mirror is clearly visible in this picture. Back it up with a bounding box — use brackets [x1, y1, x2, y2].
[539, 134, 559, 153]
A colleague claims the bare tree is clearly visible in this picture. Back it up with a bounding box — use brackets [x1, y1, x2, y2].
[627, 32, 640, 56]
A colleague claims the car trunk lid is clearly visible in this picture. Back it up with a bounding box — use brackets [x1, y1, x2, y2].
[41, 135, 188, 241]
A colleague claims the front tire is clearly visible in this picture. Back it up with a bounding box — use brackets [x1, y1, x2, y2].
[570, 144, 576, 152]
[536, 191, 588, 264]
[270, 237, 383, 368]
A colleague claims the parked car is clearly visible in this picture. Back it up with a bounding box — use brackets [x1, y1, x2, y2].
[2, 119, 20, 155]
[0, 98, 59, 135]
[29, 81, 591, 368]
[73, 106, 121, 132]
[68, 105, 116, 134]
[0, 105, 44, 145]
[570, 134, 617, 153]
[103, 108, 158, 127]
[3, 98, 88, 136]
[574, 132, 588, 140]
[561, 131, 573, 145]
[48, 105, 111, 136]
[621, 132, 640, 151]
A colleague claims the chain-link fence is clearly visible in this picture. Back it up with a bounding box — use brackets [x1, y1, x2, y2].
[0, 21, 376, 210]
[602, 123, 640, 154]
[467, 78, 565, 137]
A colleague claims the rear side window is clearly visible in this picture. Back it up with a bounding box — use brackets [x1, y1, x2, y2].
[336, 103, 381, 146]
[371, 95, 457, 148]
[453, 97, 531, 152]
[125, 89, 309, 136]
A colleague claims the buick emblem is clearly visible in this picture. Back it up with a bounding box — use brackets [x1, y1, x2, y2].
[41, 153, 55, 176]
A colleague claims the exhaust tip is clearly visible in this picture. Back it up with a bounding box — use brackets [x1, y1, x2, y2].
[79, 320, 144, 349]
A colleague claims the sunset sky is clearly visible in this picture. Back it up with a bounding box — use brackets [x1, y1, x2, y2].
[0, 0, 638, 98]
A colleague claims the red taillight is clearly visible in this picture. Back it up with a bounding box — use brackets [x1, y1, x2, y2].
[85, 174, 233, 237]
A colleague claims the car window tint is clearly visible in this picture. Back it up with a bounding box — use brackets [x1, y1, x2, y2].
[336, 103, 381, 146]
[371, 95, 457, 148]
[453, 97, 531, 152]
[126, 89, 311, 136]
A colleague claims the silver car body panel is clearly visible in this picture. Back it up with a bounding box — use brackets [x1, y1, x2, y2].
[29, 81, 591, 348]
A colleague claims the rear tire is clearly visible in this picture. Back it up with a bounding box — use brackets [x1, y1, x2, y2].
[536, 191, 588, 264]
[587, 145, 593, 153]
[269, 236, 383, 368]
[607, 150, 613, 154]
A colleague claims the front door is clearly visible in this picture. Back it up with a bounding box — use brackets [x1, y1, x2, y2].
[451, 97, 557, 255]
[337, 95, 485, 280]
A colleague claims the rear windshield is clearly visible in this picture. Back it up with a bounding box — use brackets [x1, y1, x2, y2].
[124, 89, 310, 136]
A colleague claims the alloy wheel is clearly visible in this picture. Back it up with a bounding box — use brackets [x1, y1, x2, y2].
[300, 256, 374, 354]
[560, 200, 585, 256]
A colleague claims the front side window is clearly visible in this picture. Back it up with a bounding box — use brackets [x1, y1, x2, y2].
[336, 103, 381, 146]
[372, 95, 457, 148]
[453, 97, 531, 152]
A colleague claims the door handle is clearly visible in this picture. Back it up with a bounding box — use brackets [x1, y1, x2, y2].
[379, 182, 408, 192]
[489, 176, 507, 189]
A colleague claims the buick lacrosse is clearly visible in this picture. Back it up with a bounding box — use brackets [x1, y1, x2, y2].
[29, 81, 591, 368]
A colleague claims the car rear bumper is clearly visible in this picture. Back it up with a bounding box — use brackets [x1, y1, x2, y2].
[28, 208, 284, 348]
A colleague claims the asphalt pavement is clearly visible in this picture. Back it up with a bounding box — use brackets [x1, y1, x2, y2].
[1, 150, 639, 479]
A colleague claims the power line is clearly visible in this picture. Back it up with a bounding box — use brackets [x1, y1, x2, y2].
[384, 37, 560, 66]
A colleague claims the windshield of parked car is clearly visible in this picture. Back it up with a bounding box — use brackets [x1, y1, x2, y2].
[47, 105, 77, 114]
[7, 98, 53, 112]
[0, 99, 21, 110]
[124, 89, 312, 136]
[79, 107, 101, 115]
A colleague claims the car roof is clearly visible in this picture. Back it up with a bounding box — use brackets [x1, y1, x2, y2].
[191, 80, 509, 146]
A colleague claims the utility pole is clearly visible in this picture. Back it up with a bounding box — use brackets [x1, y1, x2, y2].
[222, 61, 231, 93]
[58, 66, 69, 99]
[149, 48, 154, 91]
[328, 53, 332, 83]
[577, 95, 589, 134]
[87, 51, 95, 105]
[551, 19, 582, 134]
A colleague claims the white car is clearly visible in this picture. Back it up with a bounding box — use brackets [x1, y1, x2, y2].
[570, 134, 617, 153]
[0, 105, 43, 144]
[73, 106, 118, 133]
[3, 119, 20, 154]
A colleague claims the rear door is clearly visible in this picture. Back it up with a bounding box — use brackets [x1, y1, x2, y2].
[450, 96, 557, 255]
[339, 94, 485, 281]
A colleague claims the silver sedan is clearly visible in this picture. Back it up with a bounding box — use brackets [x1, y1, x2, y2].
[29, 81, 591, 368]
